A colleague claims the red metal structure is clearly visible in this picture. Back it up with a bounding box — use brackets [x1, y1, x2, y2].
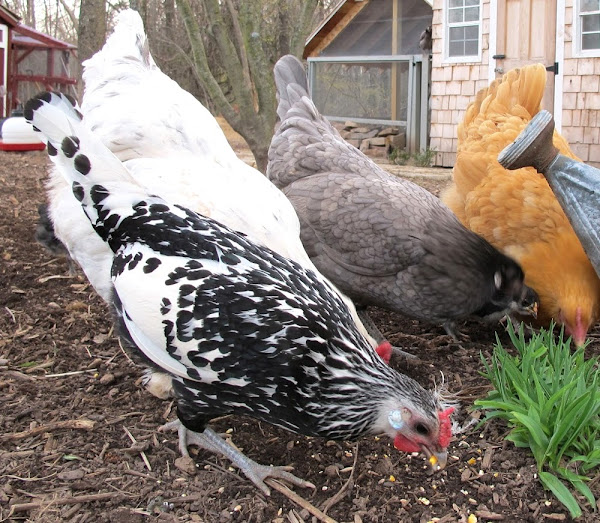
[0, 4, 76, 119]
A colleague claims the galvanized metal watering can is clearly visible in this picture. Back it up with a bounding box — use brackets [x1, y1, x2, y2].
[498, 110, 600, 279]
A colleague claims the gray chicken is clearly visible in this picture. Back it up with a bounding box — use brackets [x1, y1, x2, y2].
[267, 55, 537, 342]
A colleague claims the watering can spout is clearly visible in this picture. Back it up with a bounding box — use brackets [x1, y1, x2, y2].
[497, 110, 600, 278]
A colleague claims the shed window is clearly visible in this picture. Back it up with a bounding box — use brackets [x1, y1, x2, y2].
[312, 61, 410, 123]
[578, 0, 600, 53]
[445, 0, 481, 59]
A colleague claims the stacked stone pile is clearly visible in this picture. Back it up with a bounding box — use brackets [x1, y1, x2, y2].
[331, 121, 407, 158]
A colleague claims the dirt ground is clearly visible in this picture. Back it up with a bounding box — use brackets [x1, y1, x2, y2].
[1, 141, 600, 523]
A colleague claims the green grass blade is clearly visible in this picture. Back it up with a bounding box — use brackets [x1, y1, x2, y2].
[476, 323, 600, 515]
[538, 471, 582, 518]
[559, 468, 596, 508]
[512, 411, 549, 450]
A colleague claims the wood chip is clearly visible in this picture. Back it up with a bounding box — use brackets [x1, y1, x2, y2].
[1, 419, 95, 441]
[8, 492, 124, 514]
[174, 456, 197, 475]
[38, 275, 73, 283]
[475, 510, 505, 520]
[57, 469, 86, 481]
[482, 447, 495, 470]
[265, 480, 337, 523]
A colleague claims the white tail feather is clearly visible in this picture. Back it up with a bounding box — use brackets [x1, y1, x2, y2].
[27, 92, 80, 145]
[25, 92, 138, 191]
[125, 315, 191, 381]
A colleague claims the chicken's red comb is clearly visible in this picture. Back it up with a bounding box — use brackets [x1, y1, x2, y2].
[375, 341, 392, 365]
[438, 407, 454, 448]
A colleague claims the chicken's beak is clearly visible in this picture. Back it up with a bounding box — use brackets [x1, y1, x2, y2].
[423, 446, 448, 473]
[526, 302, 538, 319]
[430, 450, 448, 472]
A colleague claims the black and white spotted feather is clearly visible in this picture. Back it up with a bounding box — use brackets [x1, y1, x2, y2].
[25, 91, 446, 446]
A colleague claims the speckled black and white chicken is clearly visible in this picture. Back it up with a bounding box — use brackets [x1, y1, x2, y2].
[41, 10, 379, 378]
[267, 55, 537, 340]
[26, 91, 454, 494]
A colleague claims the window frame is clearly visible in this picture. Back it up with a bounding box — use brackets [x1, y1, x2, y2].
[443, 0, 483, 64]
[574, 0, 600, 57]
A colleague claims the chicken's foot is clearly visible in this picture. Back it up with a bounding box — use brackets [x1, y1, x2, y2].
[160, 420, 315, 496]
[442, 321, 471, 341]
[440, 321, 469, 350]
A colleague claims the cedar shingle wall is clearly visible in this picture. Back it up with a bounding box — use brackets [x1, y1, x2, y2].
[429, 0, 490, 167]
[562, 0, 600, 167]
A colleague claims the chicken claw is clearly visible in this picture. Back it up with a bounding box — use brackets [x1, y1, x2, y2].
[160, 420, 315, 495]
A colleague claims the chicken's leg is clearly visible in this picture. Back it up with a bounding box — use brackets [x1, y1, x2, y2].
[160, 420, 315, 495]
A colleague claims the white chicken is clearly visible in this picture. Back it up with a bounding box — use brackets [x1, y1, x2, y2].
[43, 9, 378, 360]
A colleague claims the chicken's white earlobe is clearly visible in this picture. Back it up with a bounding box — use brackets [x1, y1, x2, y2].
[388, 408, 411, 430]
[388, 410, 404, 430]
[494, 270, 503, 289]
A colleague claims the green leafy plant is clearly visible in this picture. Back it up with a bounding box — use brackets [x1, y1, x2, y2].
[475, 323, 600, 518]
[388, 147, 437, 167]
[389, 147, 411, 165]
[413, 147, 437, 167]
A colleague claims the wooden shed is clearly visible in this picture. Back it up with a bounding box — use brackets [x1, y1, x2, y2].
[306, 1, 600, 168]
[304, 0, 434, 155]
[0, 4, 76, 119]
[428, 0, 600, 168]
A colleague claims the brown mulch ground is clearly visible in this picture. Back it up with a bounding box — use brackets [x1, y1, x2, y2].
[1, 147, 599, 523]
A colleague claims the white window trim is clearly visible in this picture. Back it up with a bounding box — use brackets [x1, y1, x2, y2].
[574, 0, 600, 58]
[443, 0, 483, 64]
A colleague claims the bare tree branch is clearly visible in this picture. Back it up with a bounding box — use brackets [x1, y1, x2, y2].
[223, 0, 252, 101]
[58, 0, 79, 31]
[175, 0, 237, 123]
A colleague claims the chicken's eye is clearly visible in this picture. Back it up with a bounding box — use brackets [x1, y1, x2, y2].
[415, 423, 429, 436]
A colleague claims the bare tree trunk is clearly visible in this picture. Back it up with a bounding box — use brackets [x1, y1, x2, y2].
[77, 0, 106, 89]
[164, 0, 175, 41]
[26, 0, 36, 27]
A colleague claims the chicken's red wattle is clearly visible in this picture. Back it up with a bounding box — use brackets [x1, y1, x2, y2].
[393, 434, 421, 453]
